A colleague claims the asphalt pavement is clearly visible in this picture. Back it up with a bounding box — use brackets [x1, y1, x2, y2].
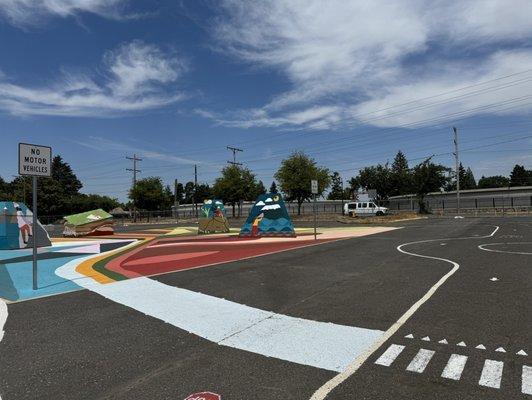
[0, 217, 530, 399]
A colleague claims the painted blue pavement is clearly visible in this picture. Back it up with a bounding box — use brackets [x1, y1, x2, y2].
[0, 241, 127, 302]
[0, 255, 84, 301]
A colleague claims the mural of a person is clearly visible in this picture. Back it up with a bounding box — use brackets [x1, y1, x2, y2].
[251, 213, 264, 237]
[14, 203, 32, 247]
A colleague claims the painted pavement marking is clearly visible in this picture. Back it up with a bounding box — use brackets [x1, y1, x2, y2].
[56, 257, 384, 372]
[479, 359, 504, 389]
[374, 344, 530, 394]
[0, 299, 7, 400]
[441, 354, 468, 380]
[310, 226, 500, 400]
[374, 344, 405, 367]
[523, 366, 532, 395]
[406, 348, 435, 373]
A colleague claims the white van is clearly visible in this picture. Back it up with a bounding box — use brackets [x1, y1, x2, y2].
[343, 201, 388, 216]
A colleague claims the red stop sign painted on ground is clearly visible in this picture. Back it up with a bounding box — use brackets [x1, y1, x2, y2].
[184, 392, 221, 400]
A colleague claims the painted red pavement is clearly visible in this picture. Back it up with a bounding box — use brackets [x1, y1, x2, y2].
[105, 234, 334, 278]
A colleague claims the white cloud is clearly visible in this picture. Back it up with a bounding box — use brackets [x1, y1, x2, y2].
[71, 136, 205, 166]
[0, 0, 130, 26]
[0, 40, 187, 117]
[204, 0, 532, 130]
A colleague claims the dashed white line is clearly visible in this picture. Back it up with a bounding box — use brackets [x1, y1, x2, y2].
[374, 344, 405, 367]
[441, 354, 468, 380]
[479, 359, 504, 389]
[406, 349, 435, 373]
[523, 366, 532, 395]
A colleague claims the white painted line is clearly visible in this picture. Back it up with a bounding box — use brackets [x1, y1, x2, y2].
[421, 336, 430, 342]
[406, 348, 435, 373]
[0, 299, 6, 343]
[404, 334, 414, 339]
[479, 359, 504, 389]
[518, 350, 528, 356]
[374, 344, 405, 367]
[439, 339, 448, 344]
[310, 225, 499, 400]
[56, 259, 383, 372]
[523, 366, 532, 395]
[441, 354, 468, 380]
[476, 344, 486, 350]
[457, 341, 466, 347]
[0, 299, 7, 400]
[478, 242, 532, 255]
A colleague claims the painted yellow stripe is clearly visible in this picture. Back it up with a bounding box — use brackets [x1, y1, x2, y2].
[75, 239, 150, 284]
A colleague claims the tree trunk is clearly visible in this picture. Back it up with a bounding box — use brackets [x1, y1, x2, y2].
[232, 203, 235, 218]
[297, 200, 302, 215]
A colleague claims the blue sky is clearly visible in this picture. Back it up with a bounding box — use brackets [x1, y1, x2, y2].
[1, 0, 532, 202]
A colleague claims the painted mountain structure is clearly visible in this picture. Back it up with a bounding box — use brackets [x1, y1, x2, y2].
[239, 193, 295, 237]
[63, 209, 114, 237]
[0, 201, 51, 250]
[198, 199, 230, 234]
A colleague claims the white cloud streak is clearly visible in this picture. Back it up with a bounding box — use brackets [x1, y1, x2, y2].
[0, 40, 187, 117]
[204, 0, 532, 130]
[71, 136, 206, 166]
[0, 0, 130, 26]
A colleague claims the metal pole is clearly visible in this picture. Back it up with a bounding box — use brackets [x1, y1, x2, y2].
[194, 164, 198, 218]
[313, 194, 317, 240]
[453, 127, 460, 215]
[32, 176, 38, 290]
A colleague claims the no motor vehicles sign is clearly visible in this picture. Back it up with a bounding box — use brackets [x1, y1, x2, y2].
[18, 143, 52, 177]
[184, 392, 221, 400]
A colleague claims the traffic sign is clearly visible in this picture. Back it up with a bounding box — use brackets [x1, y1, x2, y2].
[18, 143, 52, 177]
[311, 179, 318, 194]
[184, 392, 221, 400]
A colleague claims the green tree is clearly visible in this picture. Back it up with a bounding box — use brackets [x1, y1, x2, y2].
[195, 183, 212, 202]
[509, 164, 532, 186]
[184, 181, 195, 204]
[174, 181, 184, 203]
[477, 175, 510, 189]
[390, 151, 411, 196]
[256, 180, 267, 196]
[129, 177, 167, 210]
[357, 164, 393, 200]
[344, 176, 360, 200]
[51, 155, 82, 194]
[213, 164, 261, 216]
[274, 151, 331, 215]
[269, 181, 278, 194]
[462, 167, 476, 189]
[412, 159, 449, 213]
[327, 171, 344, 200]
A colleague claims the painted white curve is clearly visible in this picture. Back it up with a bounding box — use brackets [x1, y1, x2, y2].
[478, 242, 532, 255]
[55, 254, 384, 373]
[310, 225, 499, 400]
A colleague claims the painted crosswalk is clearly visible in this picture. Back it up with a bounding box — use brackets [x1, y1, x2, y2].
[375, 343, 531, 396]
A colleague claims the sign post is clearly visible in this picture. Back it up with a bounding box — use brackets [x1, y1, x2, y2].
[311, 179, 318, 240]
[18, 143, 52, 290]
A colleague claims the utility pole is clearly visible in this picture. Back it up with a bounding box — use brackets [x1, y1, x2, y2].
[174, 178, 179, 221]
[194, 164, 198, 218]
[453, 127, 460, 215]
[227, 146, 243, 166]
[126, 154, 142, 222]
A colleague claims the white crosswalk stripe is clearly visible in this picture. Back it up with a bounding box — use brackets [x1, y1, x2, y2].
[374, 344, 530, 395]
[479, 359, 504, 389]
[374, 344, 405, 367]
[523, 366, 532, 395]
[441, 354, 468, 381]
[406, 349, 435, 373]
